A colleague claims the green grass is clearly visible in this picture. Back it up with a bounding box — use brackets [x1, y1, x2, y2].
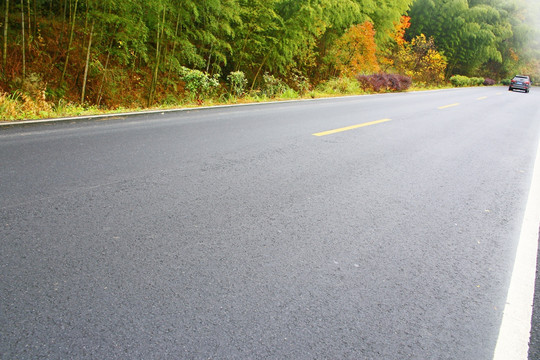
[0, 79, 459, 122]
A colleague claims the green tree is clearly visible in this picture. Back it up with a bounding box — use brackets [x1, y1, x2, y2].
[231, 0, 281, 80]
[192, 0, 240, 75]
[165, 0, 203, 74]
[408, 0, 523, 77]
[370, 0, 413, 44]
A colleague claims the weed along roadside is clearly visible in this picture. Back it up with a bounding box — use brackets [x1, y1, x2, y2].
[2, 72, 422, 122]
[4, 76, 504, 123]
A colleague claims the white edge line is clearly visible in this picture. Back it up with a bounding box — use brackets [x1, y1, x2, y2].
[493, 135, 540, 359]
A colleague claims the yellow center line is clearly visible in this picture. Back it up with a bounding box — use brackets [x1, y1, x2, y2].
[477, 96, 488, 100]
[312, 118, 392, 137]
[438, 103, 460, 110]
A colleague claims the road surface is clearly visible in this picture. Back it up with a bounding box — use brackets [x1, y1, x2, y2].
[1, 87, 540, 359]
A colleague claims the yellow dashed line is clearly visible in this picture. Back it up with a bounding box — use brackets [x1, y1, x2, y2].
[313, 119, 392, 137]
[438, 103, 460, 110]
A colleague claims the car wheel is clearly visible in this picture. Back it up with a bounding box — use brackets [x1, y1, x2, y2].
[509, 87, 513, 91]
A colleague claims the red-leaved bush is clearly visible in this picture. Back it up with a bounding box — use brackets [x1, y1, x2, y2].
[356, 73, 412, 92]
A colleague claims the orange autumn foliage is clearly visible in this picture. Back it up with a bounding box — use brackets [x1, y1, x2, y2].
[380, 16, 411, 70]
[393, 16, 411, 47]
[382, 16, 447, 84]
[330, 21, 380, 77]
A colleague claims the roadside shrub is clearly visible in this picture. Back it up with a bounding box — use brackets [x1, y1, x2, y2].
[279, 88, 300, 99]
[357, 74, 380, 91]
[227, 71, 248, 97]
[470, 77, 485, 86]
[179, 66, 220, 100]
[390, 74, 412, 91]
[450, 75, 488, 87]
[501, 79, 511, 86]
[356, 73, 412, 92]
[357, 74, 386, 92]
[262, 73, 288, 97]
[162, 93, 180, 105]
[244, 90, 268, 102]
[290, 72, 311, 95]
[315, 77, 361, 95]
[0, 73, 56, 120]
[0, 89, 55, 120]
[46, 83, 67, 101]
[450, 75, 470, 87]
[483, 78, 496, 86]
[20, 73, 53, 108]
[0, 92, 20, 120]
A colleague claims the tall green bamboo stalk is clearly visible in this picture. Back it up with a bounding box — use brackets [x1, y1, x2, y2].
[2, 0, 8, 76]
[81, 20, 94, 103]
[148, 6, 166, 107]
[61, 0, 78, 83]
[20, 0, 25, 80]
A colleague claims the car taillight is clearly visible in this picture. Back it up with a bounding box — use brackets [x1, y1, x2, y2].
[525, 81, 530, 85]
[511, 79, 516, 83]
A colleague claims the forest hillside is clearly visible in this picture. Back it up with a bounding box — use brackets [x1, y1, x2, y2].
[1, 0, 538, 119]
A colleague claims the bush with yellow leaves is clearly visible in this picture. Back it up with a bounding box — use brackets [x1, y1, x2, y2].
[396, 35, 448, 85]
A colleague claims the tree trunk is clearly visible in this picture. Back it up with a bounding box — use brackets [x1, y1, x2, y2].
[96, 42, 112, 106]
[3, 0, 8, 76]
[61, 0, 78, 83]
[172, 13, 180, 55]
[21, 0, 25, 81]
[26, 0, 30, 39]
[148, 7, 166, 107]
[84, 0, 88, 30]
[235, 28, 253, 72]
[62, 0, 67, 25]
[81, 20, 94, 103]
[33, 0, 36, 37]
[168, 12, 180, 73]
[205, 42, 214, 73]
[166, 12, 180, 85]
[59, 0, 67, 46]
[251, 52, 270, 91]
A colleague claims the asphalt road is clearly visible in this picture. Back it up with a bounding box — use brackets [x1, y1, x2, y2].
[1, 87, 540, 359]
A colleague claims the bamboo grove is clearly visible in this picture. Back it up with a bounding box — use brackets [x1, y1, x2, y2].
[0, 0, 538, 110]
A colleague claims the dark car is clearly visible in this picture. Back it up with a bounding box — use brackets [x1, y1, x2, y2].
[509, 75, 531, 93]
